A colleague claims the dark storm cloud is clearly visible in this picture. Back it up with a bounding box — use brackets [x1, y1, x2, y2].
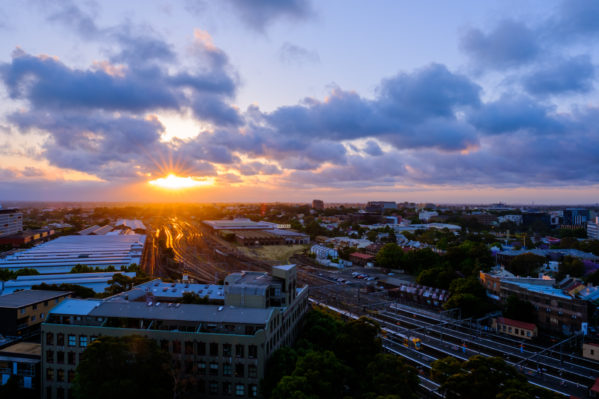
[222, 0, 313, 31]
[522, 56, 595, 96]
[460, 20, 540, 69]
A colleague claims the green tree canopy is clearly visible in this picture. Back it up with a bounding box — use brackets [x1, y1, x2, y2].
[504, 294, 535, 323]
[375, 243, 404, 269]
[556, 256, 585, 280]
[507, 253, 545, 276]
[72, 335, 173, 399]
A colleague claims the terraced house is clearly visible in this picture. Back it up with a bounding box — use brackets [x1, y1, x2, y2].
[41, 264, 308, 399]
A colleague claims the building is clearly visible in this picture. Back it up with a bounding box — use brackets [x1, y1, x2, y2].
[349, 252, 375, 266]
[496, 248, 599, 266]
[0, 272, 137, 296]
[114, 219, 146, 232]
[0, 234, 146, 274]
[563, 208, 590, 226]
[203, 219, 278, 232]
[78, 225, 113, 235]
[388, 283, 448, 307]
[365, 201, 396, 213]
[418, 211, 438, 222]
[0, 342, 41, 390]
[41, 265, 309, 399]
[499, 280, 588, 335]
[310, 245, 338, 260]
[312, 200, 324, 210]
[497, 215, 523, 225]
[230, 230, 285, 246]
[588, 217, 599, 240]
[492, 317, 537, 340]
[267, 229, 309, 245]
[522, 212, 551, 229]
[0, 228, 55, 247]
[0, 208, 23, 238]
[0, 290, 71, 337]
[583, 343, 599, 361]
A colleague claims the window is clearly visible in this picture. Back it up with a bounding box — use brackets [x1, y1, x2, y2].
[209, 343, 218, 357]
[223, 363, 232, 376]
[31, 315, 36, 322]
[223, 382, 233, 396]
[197, 342, 206, 356]
[79, 336, 88, 348]
[249, 384, 258, 397]
[198, 362, 206, 375]
[41, 313, 45, 319]
[68, 335, 76, 347]
[235, 363, 244, 377]
[248, 345, 257, 359]
[57, 369, 65, 382]
[209, 381, 219, 395]
[46, 368, 54, 381]
[185, 360, 193, 373]
[68, 352, 75, 365]
[235, 344, 244, 358]
[223, 343, 232, 357]
[185, 341, 194, 355]
[235, 384, 245, 397]
[161, 340, 169, 352]
[44, 301, 49, 306]
[46, 350, 54, 364]
[46, 332, 54, 346]
[57, 351, 64, 364]
[57, 334, 64, 346]
[248, 365, 257, 378]
[33, 304, 37, 310]
[68, 370, 75, 383]
[57, 387, 64, 399]
[172, 340, 181, 354]
[20, 308, 25, 314]
[209, 362, 219, 376]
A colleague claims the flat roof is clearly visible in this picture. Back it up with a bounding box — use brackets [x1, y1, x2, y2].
[0, 342, 41, 356]
[50, 299, 273, 324]
[0, 290, 70, 308]
[505, 281, 572, 299]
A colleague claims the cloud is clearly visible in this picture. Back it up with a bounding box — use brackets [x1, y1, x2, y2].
[469, 95, 563, 135]
[546, 0, 599, 41]
[522, 55, 595, 96]
[363, 140, 383, 156]
[460, 19, 540, 69]
[222, 0, 313, 31]
[278, 42, 320, 66]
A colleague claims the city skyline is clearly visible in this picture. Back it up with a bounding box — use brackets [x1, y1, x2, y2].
[1, 0, 599, 202]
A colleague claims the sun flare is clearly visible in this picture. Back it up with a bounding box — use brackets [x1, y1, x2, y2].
[148, 174, 214, 189]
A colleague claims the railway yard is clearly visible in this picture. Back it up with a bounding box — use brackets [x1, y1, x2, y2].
[141, 217, 599, 398]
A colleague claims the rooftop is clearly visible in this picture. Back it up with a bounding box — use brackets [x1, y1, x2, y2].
[503, 281, 572, 299]
[496, 317, 536, 331]
[0, 290, 70, 308]
[0, 342, 41, 357]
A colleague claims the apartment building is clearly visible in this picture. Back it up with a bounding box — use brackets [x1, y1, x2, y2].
[0, 290, 71, 337]
[0, 208, 23, 238]
[41, 265, 309, 399]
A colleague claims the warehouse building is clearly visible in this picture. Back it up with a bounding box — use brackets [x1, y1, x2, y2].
[41, 265, 308, 399]
[0, 235, 145, 274]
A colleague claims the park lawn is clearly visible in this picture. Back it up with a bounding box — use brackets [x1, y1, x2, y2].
[237, 244, 308, 263]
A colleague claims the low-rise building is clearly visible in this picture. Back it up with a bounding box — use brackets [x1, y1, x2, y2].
[0, 208, 23, 238]
[349, 252, 375, 266]
[583, 343, 599, 361]
[310, 245, 338, 260]
[268, 229, 309, 245]
[0, 342, 41, 390]
[41, 265, 309, 399]
[492, 317, 537, 340]
[0, 290, 71, 337]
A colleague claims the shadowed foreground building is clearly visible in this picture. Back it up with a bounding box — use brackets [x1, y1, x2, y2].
[41, 265, 308, 399]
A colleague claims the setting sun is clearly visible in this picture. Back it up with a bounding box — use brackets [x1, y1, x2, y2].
[148, 174, 214, 189]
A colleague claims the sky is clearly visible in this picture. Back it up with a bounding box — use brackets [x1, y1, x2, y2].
[0, 0, 599, 204]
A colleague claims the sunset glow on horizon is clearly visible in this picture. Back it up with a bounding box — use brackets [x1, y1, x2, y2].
[148, 174, 215, 190]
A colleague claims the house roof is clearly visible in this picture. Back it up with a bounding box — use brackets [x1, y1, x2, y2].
[350, 252, 374, 260]
[497, 317, 536, 331]
[0, 290, 70, 308]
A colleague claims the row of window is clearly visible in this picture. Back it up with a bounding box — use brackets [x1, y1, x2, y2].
[196, 361, 258, 378]
[19, 298, 60, 314]
[500, 325, 532, 337]
[46, 333, 93, 348]
[159, 340, 258, 358]
[46, 368, 75, 383]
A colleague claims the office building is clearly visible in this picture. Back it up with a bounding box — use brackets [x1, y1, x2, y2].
[0, 290, 71, 337]
[563, 208, 590, 226]
[365, 201, 396, 213]
[41, 265, 309, 399]
[0, 208, 23, 238]
[588, 217, 599, 240]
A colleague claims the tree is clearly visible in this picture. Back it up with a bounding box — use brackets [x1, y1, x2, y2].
[32, 283, 96, 298]
[180, 292, 210, 304]
[556, 256, 585, 280]
[586, 269, 599, 286]
[504, 294, 535, 323]
[431, 357, 462, 385]
[366, 230, 379, 242]
[365, 353, 418, 399]
[443, 276, 494, 318]
[507, 253, 545, 276]
[375, 243, 404, 269]
[261, 346, 298, 399]
[72, 335, 173, 399]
